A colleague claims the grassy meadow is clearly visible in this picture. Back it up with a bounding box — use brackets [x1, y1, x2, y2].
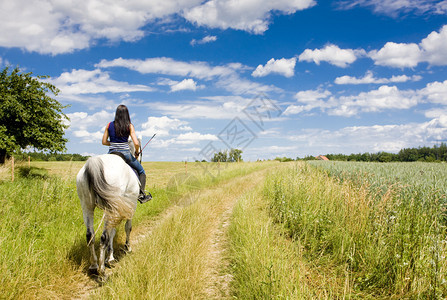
[0, 158, 446, 299]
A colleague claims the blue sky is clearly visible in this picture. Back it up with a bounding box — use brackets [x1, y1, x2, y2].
[1, 0, 447, 161]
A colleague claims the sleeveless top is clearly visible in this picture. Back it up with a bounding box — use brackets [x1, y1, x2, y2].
[108, 121, 130, 151]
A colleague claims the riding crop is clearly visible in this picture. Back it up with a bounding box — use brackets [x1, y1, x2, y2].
[137, 133, 156, 156]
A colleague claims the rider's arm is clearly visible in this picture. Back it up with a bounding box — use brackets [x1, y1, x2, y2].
[102, 123, 110, 146]
[130, 124, 140, 157]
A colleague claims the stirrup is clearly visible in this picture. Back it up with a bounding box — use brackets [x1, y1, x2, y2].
[138, 192, 152, 204]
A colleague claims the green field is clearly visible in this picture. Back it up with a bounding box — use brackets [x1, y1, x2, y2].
[0, 160, 446, 298]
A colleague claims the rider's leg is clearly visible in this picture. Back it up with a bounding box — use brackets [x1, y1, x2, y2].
[137, 172, 152, 203]
[125, 154, 152, 203]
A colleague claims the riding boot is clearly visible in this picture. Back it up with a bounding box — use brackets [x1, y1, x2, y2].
[138, 173, 152, 204]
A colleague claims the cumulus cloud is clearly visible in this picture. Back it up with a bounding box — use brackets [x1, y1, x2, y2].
[420, 25, 447, 65]
[298, 44, 365, 67]
[171, 78, 201, 92]
[419, 80, 447, 105]
[369, 42, 422, 68]
[337, 0, 447, 17]
[157, 78, 204, 92]
[65, 110, 114, 143]
[284, 85, 419, 117]
[0, 0, 316, 54]
[335, 71, 422, 84]
[190, 35, 217, 46]
[140, 116, 191, 137]
[96, 57, 243, 80]
[52, 69, 154, 95]
[183, 0, 316, 34]
[97, 57, 277, 95]
[175, 132, 218, 144]
[295, 89, 332, 103]
[252, 57, 296, 77]
[369, 25, 447, 67]
[333, 85, 418, 116]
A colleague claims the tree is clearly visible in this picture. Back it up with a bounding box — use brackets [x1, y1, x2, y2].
[228, 149, 242, 162]
[212, 150, 228, 162]
[0, 67, 68, 164]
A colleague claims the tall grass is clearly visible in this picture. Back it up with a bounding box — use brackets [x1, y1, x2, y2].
[0, 161, 275, 299]
[265, 162, 447, 298]
[0, 176, 88, 299]
[229, 187, 311, 299]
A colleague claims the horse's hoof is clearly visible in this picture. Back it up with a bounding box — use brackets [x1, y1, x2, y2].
[105, 259, 115, 268]
[95, 273, 109, 284]
[124, 245, 132, 253]
[88, 265, 99, 275]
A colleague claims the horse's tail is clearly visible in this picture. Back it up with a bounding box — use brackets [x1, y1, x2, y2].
[84, 156, 134, 227]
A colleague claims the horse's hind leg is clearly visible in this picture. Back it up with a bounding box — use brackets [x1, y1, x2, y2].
[124, 219, 132, 252]
[105, 228, 116, 265]
[83, 208, 98, 272]
[99, 216, 119, 275]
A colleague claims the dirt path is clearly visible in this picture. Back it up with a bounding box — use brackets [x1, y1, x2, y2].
[73, 168, 268, 299]
[200, 170, 267, 299]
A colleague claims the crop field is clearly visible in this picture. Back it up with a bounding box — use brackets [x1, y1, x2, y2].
[0, 159, 446, 299]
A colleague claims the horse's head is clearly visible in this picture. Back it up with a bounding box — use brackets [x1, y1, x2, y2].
[128, 137, 142, 162]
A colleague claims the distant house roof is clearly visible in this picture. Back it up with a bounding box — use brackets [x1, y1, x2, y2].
[316, 155, 329, 161]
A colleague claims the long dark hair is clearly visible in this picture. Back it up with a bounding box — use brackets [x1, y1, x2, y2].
[114, 104, 131, 137]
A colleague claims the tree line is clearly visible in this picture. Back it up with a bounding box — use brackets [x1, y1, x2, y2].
[15, 152, 89, 162]
[296, 143, 447, 162]
[209, 149, 243, 162]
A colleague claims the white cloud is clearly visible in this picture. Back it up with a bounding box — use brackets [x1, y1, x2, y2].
[0, 0, 317, 54]
[73, 130, 104, 144]
[285, 85, 419, 117]
[252, 57, 296, 77]
[65, 110, 114, 143]
[140, 116, 191, 137]
[190, 35, 217, 46]
[175, 132, 218, 144]
[97, 57, 278, 95]
[157, 78, 204, 92]
[335, 71, 422, 84]
[419, 80, 447, 105]
[369, 25, 447, 68]
[298, 44, 365, 67]
[420, 25, 447, 65]
[52, 69, 154, 95]
[295, 89, 332, 103]
[369, 42, 422, 68]
[96, 57, 242, 80]
[337, 0, 447, 17]
[171, 78, 201, 92]
[333, 85, 418, 116]
[183, 0, 316, 34]
[0, 0, 207, 54]
[66, 110, 113, 130]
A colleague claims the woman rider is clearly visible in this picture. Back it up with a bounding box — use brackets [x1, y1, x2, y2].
[102, 104, 152, 203]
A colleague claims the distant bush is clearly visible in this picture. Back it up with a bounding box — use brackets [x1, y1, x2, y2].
[274, 156, 294, 162]
[18, 166, 49, 179]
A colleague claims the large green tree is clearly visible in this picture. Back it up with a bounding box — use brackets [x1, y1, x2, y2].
[0, 67, 68, 164]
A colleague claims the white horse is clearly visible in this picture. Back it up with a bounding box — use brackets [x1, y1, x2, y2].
[76, 153, 139, 275]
